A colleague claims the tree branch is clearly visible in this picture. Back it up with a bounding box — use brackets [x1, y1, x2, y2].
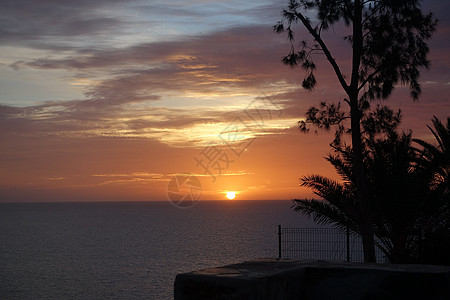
[293, 10, 350, 95]
[358, 67, 382, 91]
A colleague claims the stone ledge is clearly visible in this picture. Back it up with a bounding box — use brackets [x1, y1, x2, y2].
[174, 259, 450, 300]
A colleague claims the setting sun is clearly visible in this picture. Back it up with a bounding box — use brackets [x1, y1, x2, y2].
[226, 191, 236, 200]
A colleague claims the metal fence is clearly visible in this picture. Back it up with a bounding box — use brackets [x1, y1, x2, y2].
[277, 225, 386, 263]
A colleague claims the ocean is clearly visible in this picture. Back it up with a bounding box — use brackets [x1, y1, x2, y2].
[0, 200, 316, 299]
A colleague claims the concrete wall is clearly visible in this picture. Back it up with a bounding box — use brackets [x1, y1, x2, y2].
[174, 259, 450, 300]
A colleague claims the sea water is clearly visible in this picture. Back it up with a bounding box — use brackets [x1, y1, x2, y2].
[0, 200, 316, 299]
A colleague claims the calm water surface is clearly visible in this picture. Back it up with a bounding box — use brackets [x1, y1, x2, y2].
[0, 200, 316, 299]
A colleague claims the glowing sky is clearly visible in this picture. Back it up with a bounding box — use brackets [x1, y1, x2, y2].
[1, 0, 449, 202]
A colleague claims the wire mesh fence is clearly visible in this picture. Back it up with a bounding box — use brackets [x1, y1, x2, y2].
[278, 225, 386, 263]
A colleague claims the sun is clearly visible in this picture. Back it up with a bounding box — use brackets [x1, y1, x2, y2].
[226, 191, 236, 200]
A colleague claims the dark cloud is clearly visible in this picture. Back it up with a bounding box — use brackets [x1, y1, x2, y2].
[13, 24, 298, 101]
[0, 0, 282, 50]
[0, 0, 130, 48]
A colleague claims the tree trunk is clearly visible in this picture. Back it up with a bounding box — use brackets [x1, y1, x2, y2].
[349, 93, 376, 263]
[350, 0, 376, 263]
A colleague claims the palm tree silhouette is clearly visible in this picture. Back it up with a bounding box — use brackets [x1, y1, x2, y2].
[413, 117, 450, 265]
[293, 122, 449, 264]
[414, 116, 450, 186]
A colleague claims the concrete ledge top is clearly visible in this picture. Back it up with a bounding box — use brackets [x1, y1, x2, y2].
[187, 258, 450, 279]
[175, 259, 450, 300]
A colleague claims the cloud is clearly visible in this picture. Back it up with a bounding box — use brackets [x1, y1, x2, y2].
[0, 0, 128, 48]
[92, 172, 165, 178]
[89, 172, 169, 186]
[43, 176, 65, 181]
[1, 23, 305, 147]
[10, 24, 299, 108]
[0, 97, 298, 149]
[0, 0, 283, 52]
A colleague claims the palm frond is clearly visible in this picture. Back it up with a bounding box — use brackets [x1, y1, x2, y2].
[291, 198, 353, 230]
[325, 153, 354, 182]
[300, 174, 359, 219]
[430, 116, 450, 153]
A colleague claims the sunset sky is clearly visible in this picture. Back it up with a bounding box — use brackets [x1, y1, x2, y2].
[1, 0, 449, 202]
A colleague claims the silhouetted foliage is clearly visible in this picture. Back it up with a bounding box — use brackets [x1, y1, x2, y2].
[275, 0, 437, 262]
[293, 116, 450, 265]
[413, 117, 450, 265]
[275, 0, 437, 102]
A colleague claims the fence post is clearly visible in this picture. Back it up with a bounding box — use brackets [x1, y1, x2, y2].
[278, 225, 282, 260]
[346, 226, 350, 262]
